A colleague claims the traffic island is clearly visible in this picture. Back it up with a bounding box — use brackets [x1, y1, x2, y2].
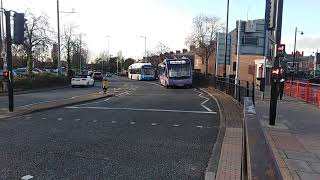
[0, 92, 114, 120]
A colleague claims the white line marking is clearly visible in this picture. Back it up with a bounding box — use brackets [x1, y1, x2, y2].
[57, 118, 63, 121]
[173, 124, 180, 127]
[77, 97, 112, 106]
[146, 82, 162, 87]
[41, 118, 47, 120]
[151, 123, 157, 126]
[194, 89, 213, 112]
[65, 106, 217, 114]
[111, 121, 116, 124]
[21, 175, 33, 180]
[75, 119, 81, 122]
[196, 126, 204, 128]
[130, 122, 136, 125]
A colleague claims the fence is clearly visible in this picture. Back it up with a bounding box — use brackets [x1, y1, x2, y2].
[284, 80, 320, 108]
[209, 76, 255, 105]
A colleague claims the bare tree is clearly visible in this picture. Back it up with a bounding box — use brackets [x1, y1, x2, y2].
[186, 14, 224, 76]
[62, 24, 78, 75]
[155, 41, 170, 55]
[24, 12, 52, 75]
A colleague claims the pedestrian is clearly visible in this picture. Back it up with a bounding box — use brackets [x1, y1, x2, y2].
[279, 78, 285, 100]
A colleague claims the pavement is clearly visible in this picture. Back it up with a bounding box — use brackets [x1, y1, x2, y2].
[206, 88, 243, 180]
[0, 78, 221, 179]
[255, 86, 320, 180]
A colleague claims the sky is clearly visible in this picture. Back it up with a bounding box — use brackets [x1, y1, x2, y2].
[3, 0, 320, 61]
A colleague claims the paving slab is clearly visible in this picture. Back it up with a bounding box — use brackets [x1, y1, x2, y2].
[285, 151, 320, 163]
[285, 159, 313, 173]
[298, 172, 320, 180]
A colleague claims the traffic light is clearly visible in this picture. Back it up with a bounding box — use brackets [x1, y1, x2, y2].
[271, 67, 284, 80]
[13, 13, 26, 45]
[266, 0, 277, 30]
[276, 44, 286, 57]
[2, 71, 10, 82]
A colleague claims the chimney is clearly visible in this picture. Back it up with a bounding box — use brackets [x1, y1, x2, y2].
[302, 51, 304, 56]
[176, 50, 181, 54]
[182, 49, 188, 53]
[169, 51, 174, 55]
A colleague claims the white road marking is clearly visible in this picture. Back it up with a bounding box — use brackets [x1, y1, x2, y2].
[196, 126, 204, 128]
[93, 120, 98, 123]
[112, 121, 116, 124]
[146, 82, 162, 87]
[66, 106, 217, 114]
[21, 175, 33, 180]
[194, 89, 213, 112]
[75, 119, 81, 122]
[173, 124, 180, 127]
[76, 97, 112, 106]
[151, 123, 157, 126]
[130, 122, 136, 125]
[57, 118, 63, 121]
[41, 118, 47, 120]
[26, 117, 32, 119]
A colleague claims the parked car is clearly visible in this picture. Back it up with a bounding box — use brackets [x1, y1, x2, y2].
[15, 68, 28, 76]
[71, 75, 95, 88]
[92, 72, 103, 81]
[106, 72, 112, 77]
[309, 76, 320, 84]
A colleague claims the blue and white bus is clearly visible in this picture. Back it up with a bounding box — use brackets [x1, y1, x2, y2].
[128, 63, 156, 81]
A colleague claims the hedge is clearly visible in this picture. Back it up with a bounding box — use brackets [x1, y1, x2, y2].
[1, 74, 70, 92]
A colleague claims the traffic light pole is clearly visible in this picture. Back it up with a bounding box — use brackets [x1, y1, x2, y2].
[5, 11, 14, 112]
[269, 0, 283, 125]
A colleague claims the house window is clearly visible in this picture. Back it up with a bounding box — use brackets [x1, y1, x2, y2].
[242, 36, 258, 46]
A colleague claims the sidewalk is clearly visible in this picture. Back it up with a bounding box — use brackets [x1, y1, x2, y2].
[255, 87, 320, 180]
[205, 88, 243, 180]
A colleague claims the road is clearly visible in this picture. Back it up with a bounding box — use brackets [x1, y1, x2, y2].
[0, 78, 220, 179]
[0, 76, 128, 110]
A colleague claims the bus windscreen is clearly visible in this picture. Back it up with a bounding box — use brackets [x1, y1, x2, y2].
[168, 64, 191, 78]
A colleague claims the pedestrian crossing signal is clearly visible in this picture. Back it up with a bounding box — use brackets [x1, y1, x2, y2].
[276, 44, 286, 57]
[2, 71, 10, 82]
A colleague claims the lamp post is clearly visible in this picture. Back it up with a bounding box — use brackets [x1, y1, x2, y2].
[104, 36, 110, 73]
[223, 0, 230, 77]
[293, 27, 304, 76]
[57, 0, 75, 76]
[140, 36, 147, 62]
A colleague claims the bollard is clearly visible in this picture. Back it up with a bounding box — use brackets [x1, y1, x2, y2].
[238, 80, 241, 103]
[246, 81, 249, 97]
[252, 82, 255, 105]
[289, 80, 293, 96]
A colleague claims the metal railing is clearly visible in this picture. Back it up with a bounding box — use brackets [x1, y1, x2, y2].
[209, 76, 255, 105]
[284, 80, 320, 109]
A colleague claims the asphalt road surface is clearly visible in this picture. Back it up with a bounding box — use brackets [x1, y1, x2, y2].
[0, 76, 128, 110]
[0, 78, 221, 179]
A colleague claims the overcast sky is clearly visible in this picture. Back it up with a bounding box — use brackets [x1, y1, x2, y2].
[4, 0, 320, 60]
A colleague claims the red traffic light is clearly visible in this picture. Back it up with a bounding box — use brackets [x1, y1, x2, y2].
[3, 71, 9, 77]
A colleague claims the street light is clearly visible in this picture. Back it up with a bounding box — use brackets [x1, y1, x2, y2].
[293, 27, 304, 76]
[223, 0, 230, 77]
[57, 0, 76, 76]
[104, 36, 111, 73]
[140, 36, 147, 62]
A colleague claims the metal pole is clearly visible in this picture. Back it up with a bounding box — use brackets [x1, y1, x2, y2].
[215, 33, 219, 77]
[79, 34, 82, 74]
[269, 0, 284, 126]
[235, 20, 241, 83]
[5, 11, 14, 112]
[57, 0, 62, 76]
[293, 27, 297, 76]
[144, 36, 147, 62]
[223, 0, 230, 78]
